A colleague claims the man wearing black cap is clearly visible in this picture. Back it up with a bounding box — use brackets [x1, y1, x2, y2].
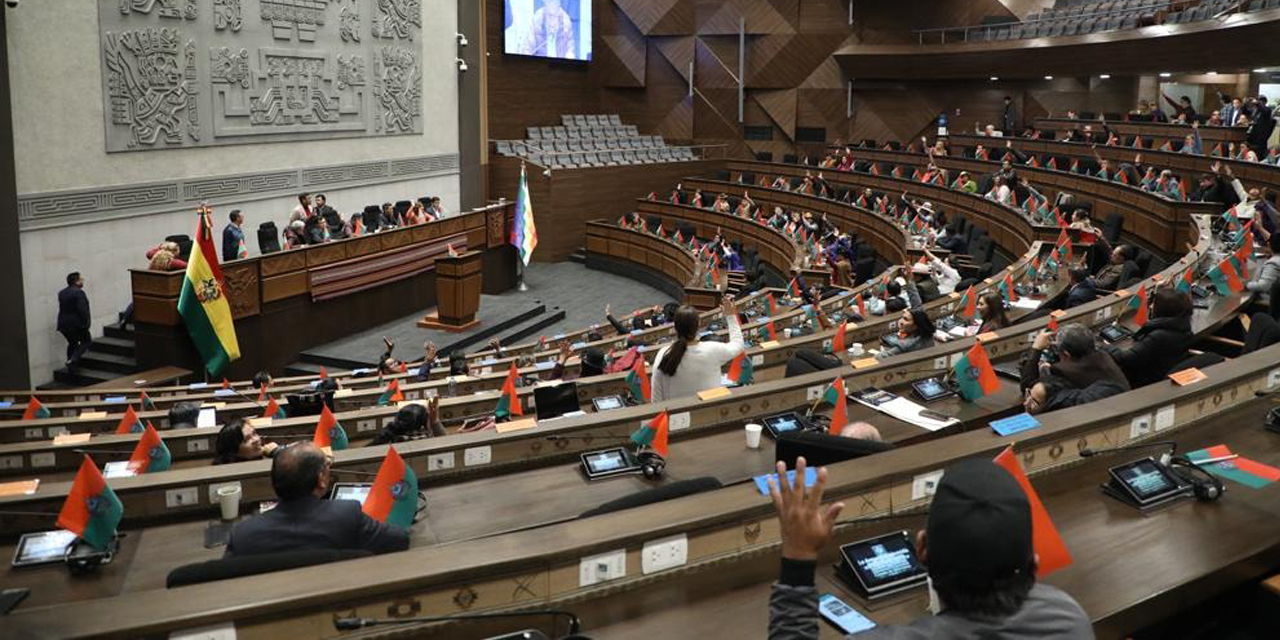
[766, 458, 1092, 638]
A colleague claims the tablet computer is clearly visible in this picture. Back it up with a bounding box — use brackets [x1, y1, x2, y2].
[762, 412, 808, 439]
[591, 395, 624, 412]
[837, 530, 928, 599]
[580, 447, 640, 480]
[329, 482, 372, 503]
[1104, 458, 1188, 509]
[910, 378, 954, 402]
[851, 387, 896, 407]
[534, 381, 580, 421]
[12, 529, 77, 567]
[1099, 324, 1133, 344]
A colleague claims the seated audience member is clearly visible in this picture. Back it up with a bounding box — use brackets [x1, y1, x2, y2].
[290, 193, 312, 223]
[1244, 312, 1280, 354]
[213, 418, 280, 465]
[1245, 235, 1280, 300]
[147, 247, 184, 271]
[428, 197, 447, 218]
[381, 202, 399, 228]
[448, 351, 471, 378]
[283, 220, 306, 248]
[923, 249, 961, 295]
[167, 401, 201, 430]
[868, 280, 913, 316]
[376, 337, 403, 375]
[551, 342, 606, 380]
[304, 215, 331, 244]
[314, 195, 346, 240]
[1180, 122, 1204, 155]
[1094, 244, 1137, 291]
[976, 291, 1012, 333]
[1051, 267, 1098, 310]
[952, 170, 978, 194]
[347, 212, 364, 236]
[252, 371, 273, 390]
[766, 458, 1091, 639]
[839, 421, 883, 442]
[1104, 289, 1194, 387]
[369, 397, 446, 445]
[651, 298, 744, 402]
[935, 223, 968, 254]
[1020, 323, 1129, 414]
[985, 175, 1013, 205]
[879, 307, 936, 357]
[224, 443, 410, 557]
[1223, 164, 1279, 235]
[1191, 169, 1237, 205]
[910, 263, 941, 302]
[1164, 93, 1197, 123]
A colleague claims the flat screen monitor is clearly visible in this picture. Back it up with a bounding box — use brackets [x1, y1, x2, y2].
[534, 381, 580, 420]
[503, 0, 593, 61]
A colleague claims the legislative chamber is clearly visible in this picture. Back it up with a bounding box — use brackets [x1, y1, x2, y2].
[1, 1, 1280, 639]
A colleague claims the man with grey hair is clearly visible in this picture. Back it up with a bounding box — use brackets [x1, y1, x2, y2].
[224, 442, 410, 557]
[1019, 323, 1129, 414]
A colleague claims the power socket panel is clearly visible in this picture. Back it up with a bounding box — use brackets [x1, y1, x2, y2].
[641, 534, 688, 574]
[428, 452, 456, 471]
[166, 487, 200, 509]
[579, 549, 626, 586]
[464, 446, 492, 466]
[187, 438, 209, 453]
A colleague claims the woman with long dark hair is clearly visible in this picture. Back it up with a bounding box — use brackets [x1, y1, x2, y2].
[651, 297, 744, 402]
[879, 307, 937, 357]
[976, 291, 1012, 334]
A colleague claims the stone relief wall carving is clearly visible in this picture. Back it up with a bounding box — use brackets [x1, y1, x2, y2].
[100, 0, 424, 153]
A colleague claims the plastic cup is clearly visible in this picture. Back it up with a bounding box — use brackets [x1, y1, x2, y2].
[849, 343, 865, 356]
[745, 423, 764, 449]
[217, 485, 242, 521]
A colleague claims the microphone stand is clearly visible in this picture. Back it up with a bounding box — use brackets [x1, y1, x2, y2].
[334, 609, 581, 636]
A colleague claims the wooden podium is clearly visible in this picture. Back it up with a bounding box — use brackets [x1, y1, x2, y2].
[417, 251, 483, 332]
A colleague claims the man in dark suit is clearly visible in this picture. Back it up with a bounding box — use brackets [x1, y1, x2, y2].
[224, 442, 410, 557]
[1001, 96, 1018, 135]
[57, 272, 91, 367]
[222, 209, 246, 262]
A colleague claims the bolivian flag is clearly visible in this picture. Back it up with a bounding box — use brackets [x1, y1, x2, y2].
[953, 342, 999, 401]
[127, 423, 171, 474]
[22, 397, 50, 420]
[114, 405, 144, 435]
[362, 446, 418, 529]
[57, 456, 123, 551]
[313, 404, 349, 451]
[177, 209, 240, 376]
[630, 411, 669, 457]
[495, 363, 522, 419]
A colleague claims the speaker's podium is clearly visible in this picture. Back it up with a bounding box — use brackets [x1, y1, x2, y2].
[417, 251, 483, 332]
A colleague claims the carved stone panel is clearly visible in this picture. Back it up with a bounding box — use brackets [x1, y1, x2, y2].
[99, 0, 424, 152]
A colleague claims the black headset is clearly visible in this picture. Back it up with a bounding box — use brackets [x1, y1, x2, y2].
[637, 451, 666, 480]
[1166, 455, 1225, 502]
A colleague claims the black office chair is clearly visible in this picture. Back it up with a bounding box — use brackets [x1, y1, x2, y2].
[646, 215, 663, 233]
[783, 154, 799, 165]
[1103, 212, 1125, 244]
[785, 349, 843, 377]
[166, 548, 373, 588]
[256, 222, 280, 254]
[755, 151, 773, 162]
[579, 477, 723, 518]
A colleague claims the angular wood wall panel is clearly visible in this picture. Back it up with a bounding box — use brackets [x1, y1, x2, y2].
[753, 89, 797, 141]
[614, 0, 683, 35]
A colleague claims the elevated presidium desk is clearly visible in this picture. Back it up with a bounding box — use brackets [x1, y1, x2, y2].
[128, 203, 517, 380]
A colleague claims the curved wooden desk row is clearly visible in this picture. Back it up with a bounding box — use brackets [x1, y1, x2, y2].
[0, 238, 1053, 529]
[724, 160, 1038, 259]
[10, 222, 1272, 639]
[674, 180, 914, 267]
[829, 147, 1220, 255]
[1033, 117, 1250, 146]
[628, 200, 804, 275]
[948, 133, 1280, 195]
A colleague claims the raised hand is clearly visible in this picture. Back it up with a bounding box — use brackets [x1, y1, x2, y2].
[768, 457, 844, 562]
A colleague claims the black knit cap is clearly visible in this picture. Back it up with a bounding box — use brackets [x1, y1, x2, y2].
[925, 459, 1033, 583]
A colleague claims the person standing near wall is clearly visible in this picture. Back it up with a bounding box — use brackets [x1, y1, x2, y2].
[222, 209, 246, 262]
[57, 272, 91, 368]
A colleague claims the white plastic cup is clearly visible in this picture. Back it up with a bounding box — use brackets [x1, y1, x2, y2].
[745, 423, 764, 449]
[849, 343, 865, 357]
[783, 328, 793, 339]
[217, 485, 242, 521]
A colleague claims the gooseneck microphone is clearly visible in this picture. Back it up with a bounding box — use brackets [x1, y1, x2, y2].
[544, 432, 632, 441]
[333, 609, 581, 636]
[1080, 440, 1178, 467]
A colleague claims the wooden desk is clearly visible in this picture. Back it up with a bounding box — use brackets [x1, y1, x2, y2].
[84, 367, 193, 391]
[1033, 117, 1249, 147]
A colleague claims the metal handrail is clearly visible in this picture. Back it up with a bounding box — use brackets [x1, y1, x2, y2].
[910, 1, 1177, 44]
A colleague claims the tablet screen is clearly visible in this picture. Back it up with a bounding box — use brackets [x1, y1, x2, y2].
[331, 483, 372, 503]
[763, 413, 804, 436]
[912, 378, 951, 401]
[1114, 459, 1177, 500]
[585, 449, 628, 474]
[14, 529, 76, 566]
[843, 531, 926, 591]
[593, 396, 623, 411]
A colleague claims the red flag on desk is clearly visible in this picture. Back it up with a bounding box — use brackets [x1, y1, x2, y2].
[114, 405, 144, 435]
[319, 366, 328, 380]
[630, 411, 669, 458]
[833, 321, 848, 353]
[993, 446, 1073, 577]
[221, 378, 230, 389]
[854, 293, 867, 318]
[495, 363, 522, 418]
[22, 397, 49, 420]
[823, 377, 847, 435]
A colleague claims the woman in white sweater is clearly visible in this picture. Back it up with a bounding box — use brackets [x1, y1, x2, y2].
[651, 297, 745, 402]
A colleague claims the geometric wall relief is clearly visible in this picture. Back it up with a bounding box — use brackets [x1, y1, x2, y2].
[99, 0, 424, 152]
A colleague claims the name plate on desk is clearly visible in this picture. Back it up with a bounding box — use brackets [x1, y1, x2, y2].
[53, 433, 92, 446]
[697, 387, 732, 401]
[247, 417, 273, 428]
[78, 411, 107, 420]
[496, 418, 538, 434]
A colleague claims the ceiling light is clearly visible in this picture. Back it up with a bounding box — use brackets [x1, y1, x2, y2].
[1098, 74, 1111, 79]
[1159, 72, 1172, 78]
[1206, 71, 1217, 75]
[1254, 68, 1268, 73]
[1044, 75, 1054, 80]
[989, 76, 999, 81]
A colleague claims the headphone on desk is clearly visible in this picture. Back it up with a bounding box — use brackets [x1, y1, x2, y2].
[1166, 455, 1225, 502]
[637, 451, 666, 480]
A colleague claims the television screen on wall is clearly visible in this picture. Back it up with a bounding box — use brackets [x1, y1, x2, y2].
[503, 0, 592, 61]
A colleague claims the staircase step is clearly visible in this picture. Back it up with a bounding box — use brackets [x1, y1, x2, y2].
[53, 366, 120, 387]
[493, 309, 568, 349]
[568, 248, 586, 264]
[103, 322, 135, 341]
[91, 335, 135, 357]
[75, 351, 138, 375]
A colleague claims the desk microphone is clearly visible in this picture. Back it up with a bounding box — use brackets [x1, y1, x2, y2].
[1079, 441, 1177, 467]
[333, 609, 581, 636]
[544, 432, 632, 441]
[225, 387, 265, 410]
[72, 448, 134, 456]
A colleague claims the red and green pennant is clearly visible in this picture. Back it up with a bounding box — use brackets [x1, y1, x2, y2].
[140, 391, 156, 411]
[832, 321, 848, 354]
[1207, 257, 1244, 295]
[263, 396, 287, 419]
[127, 423, 171, 474]
[377, 379, 404, 406]
[1186, 444, 1280, 489]
[627, 357, 651, 402]
[362, 446, 419, 529]
[495, 363, 523, 419]
[313, 404, 349, 451]
[630, 411, 669, 457]
[114, 405, 144, 435]
[22, 397, 50, 421]
[1000, 274, 1019, 303]
[955, 287, 978, 319]
[727, 351, 754, 385]
[823, 376, 847, 435]
[1127, 283, 1149, 327]
[57, 456, 124, 551]
[953, 341, 1000, 401]
[994, 446, 1073, 576]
